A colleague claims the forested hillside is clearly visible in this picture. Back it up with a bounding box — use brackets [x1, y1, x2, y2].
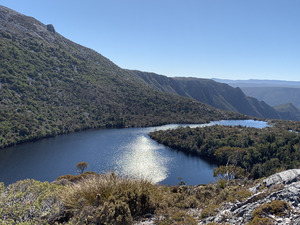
[149, 120, 300, 179]
[0, 5, 243, 148]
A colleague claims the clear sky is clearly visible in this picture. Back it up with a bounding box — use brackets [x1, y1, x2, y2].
[1, 0, 299, 81]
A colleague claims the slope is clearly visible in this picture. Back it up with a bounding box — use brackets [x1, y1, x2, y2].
[129, 70, 281, 119]
[241, 87, 300, 109]
[0, 5, 243, 149]
[274, 103, 300, 121]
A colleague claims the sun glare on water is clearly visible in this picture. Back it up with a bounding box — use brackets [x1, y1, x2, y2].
[115, 135, 171, 183]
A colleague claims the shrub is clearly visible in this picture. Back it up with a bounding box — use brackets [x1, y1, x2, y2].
[252, 200, 290, 218]
[56, 171, 98, 183]
[155, 208, 198, 225]
[247, 216, 275, 225]
[200, 204, 220, 218]
[60, 172, 159, 223]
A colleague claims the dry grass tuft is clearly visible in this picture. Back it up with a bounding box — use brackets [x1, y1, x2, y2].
[59, 172, 163, 224]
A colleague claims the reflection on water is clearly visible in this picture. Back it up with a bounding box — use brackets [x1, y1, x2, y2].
[0, 120, 269, 185]
[116, 136, 171, 183]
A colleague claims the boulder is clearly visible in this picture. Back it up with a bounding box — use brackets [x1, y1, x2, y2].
[46, 24, 55, 34]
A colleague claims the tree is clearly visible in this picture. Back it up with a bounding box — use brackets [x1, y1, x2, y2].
[213, 165, 245, 180]
[76, 162, 88, 174]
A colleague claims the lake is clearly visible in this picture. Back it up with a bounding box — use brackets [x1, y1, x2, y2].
[0, 120, 269, 185]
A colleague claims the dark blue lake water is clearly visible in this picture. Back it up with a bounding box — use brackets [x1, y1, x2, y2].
[0, 120, 268, 185]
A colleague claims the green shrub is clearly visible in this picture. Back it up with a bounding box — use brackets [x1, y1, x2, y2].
[200, 204, 220, 218]
[253, 200, 290, 218]
[247, 216, 275, 225]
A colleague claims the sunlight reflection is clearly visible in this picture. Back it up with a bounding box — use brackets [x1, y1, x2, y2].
[115, 135, 171, 183]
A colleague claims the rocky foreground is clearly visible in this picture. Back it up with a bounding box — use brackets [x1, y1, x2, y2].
[200, 169, 300, 224]
[1, 170, 300, 224]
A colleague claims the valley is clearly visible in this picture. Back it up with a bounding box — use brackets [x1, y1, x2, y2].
[1, 4, 300, 225]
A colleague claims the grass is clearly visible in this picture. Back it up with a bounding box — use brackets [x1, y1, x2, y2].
[59, 172, 162, 224]
[59, 172, 210, 224]
[0, 172, 273, 224]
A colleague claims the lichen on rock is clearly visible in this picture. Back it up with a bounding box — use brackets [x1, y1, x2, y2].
[0, 179, 65, 224]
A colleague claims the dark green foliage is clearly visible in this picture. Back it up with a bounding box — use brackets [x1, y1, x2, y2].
[213, 165, 246, 180]
[149, 121, 300, 179]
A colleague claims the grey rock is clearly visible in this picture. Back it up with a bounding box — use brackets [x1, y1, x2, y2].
[263, 169, 300, 188]
[47, 24, 55, 34]
[199, 170, 300, 224]
[250, 169, 300, 193]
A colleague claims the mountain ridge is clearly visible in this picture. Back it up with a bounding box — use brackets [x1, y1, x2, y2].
[0, 5, 242, 148]
[213, 78, 300, 88]
[129, 70, 283, 120]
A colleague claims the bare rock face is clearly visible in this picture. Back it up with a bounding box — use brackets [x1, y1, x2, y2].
[46, 24, 55, 34]
[263, 169, 300, 187]
[200, 169, 300, 224]
[249, 169, 300, 193]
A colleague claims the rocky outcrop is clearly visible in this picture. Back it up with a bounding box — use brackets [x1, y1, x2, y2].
[46, 24, 55, 34]
[257, 169, 300, 190]
[0, 5, 57, 43]
[200, 169, 300, 224]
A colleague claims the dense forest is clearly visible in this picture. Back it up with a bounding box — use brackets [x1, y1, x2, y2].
[149, 120, 300, 179]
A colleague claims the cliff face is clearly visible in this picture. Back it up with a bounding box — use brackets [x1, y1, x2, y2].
[129, 70, 282, 120]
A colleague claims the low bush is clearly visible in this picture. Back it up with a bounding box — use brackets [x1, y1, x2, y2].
[155, 208, 198, 225]
[56, 171, 98, 183]
[252, 200, 290, 218]
[59, 172, 162, 224]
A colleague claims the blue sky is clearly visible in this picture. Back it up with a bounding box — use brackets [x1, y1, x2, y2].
[1, 0, 299, 81]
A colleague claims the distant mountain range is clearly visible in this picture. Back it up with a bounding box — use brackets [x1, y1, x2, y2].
[130, 71, 283, 119]
[213, 78, 300, 88]
[213, 79, 300, 120]
[241, 87, 300, 109]
[131, 71, 300, 121]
